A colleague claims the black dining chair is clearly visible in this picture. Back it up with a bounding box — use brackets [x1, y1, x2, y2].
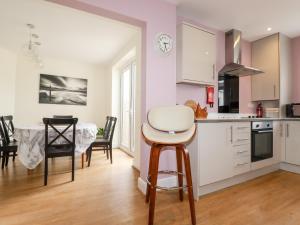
[0, 117, 18, 169]
[1, 115, 18, 161]
[87, 117, 117, 166]
[43, 117, 78, 185]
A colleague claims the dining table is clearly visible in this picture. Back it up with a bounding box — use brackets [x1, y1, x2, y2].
[13, 122, 97, 169]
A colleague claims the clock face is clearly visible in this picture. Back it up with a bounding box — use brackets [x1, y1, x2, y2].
[156, 33, 173, 54]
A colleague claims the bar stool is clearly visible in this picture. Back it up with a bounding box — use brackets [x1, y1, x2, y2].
[142, 105, 196, 225]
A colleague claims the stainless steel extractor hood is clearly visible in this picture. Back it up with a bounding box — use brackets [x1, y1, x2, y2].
[219, 29, 263, 76]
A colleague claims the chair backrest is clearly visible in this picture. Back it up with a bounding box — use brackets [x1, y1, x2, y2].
[53, 115, 73, 119]
[103, 116, 111, 139]
[0, 119, 7, 147]
[108, 117, 117, 143]
[147, 105, 194, 132]
[43, 118, 78, 154]
[1, 115, 15, 144]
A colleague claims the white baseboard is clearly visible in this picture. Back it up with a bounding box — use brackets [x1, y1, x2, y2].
[138, 176, 177, 195]
[280, 162, 300, 174]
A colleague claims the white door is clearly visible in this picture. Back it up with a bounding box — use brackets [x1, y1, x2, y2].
[120, 62, 136, 154]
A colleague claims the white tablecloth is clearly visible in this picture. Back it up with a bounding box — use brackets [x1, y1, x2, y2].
[14, 122, 97, 169]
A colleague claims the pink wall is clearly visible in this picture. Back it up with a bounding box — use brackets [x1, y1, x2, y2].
[292, 37, 300, 102]
[48, 0, 177, 180]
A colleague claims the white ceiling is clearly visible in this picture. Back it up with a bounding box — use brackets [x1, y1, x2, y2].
[0, 0, 139, 65]
[166, 0, 300, 41]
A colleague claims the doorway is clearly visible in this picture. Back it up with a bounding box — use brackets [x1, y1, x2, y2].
[120, 61, 136, 155]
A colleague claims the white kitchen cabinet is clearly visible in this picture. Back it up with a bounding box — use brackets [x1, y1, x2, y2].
[198, 122, 251, 186]
[177, 23, 216, 85]
[285, 121, 300, 165]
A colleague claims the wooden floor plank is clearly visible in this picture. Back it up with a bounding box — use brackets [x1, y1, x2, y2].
[1, 150, 300, 225]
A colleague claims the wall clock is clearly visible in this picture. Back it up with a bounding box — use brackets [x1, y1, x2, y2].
[155, 33, 173, 54]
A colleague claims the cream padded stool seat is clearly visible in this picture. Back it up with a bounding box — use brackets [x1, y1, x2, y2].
[142, 105, 196, 225]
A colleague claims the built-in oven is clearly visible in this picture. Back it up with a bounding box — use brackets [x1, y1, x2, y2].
[251, 121, 273, 162]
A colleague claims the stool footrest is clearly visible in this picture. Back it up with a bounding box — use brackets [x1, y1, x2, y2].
[147, 170, 188, 191]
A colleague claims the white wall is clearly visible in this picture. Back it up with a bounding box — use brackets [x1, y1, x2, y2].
[14, 54, 109, 127]
[0, 47, 17, 116]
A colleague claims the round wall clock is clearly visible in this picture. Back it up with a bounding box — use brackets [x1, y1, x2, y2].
[155, 33, 173, 54]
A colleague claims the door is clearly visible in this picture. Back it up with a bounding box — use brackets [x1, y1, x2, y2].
[120, 62, 136, 154]
[285, 121, 300, 165]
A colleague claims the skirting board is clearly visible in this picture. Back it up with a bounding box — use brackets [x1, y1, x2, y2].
[138, 176, 177, 195]
[280, 162, 300, 174]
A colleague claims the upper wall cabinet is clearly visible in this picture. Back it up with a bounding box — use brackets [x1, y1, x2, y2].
[177, 23, 216, 85]
[251, 33, 292, 110]
[251, 34, 280, 101]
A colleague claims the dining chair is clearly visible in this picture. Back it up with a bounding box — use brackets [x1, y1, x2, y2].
[1, 115, 18, 161]
[43, 117, 78, 185]
[84, 116, 110, 167]
[0, 117, 18, 169]
[87, 117, 117, 166]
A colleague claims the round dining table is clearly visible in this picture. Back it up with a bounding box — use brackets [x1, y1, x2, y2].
[13, 122, 97, 169]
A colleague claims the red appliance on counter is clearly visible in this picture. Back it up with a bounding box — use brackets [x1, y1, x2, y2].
[206, 86, 214, 108]
[256, 103, 263, 118]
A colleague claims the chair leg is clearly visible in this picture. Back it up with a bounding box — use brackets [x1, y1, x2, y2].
[5, 154, 9, 167]
[148, 145, 161, 225]
[13, 151, 16, 161]
[44, 157, 48, 186]
[106, 146, 109, 160]
[176, 147, 184, 201]
[88, 147, 92, 167]
[71, 154, 75, 182]
[1, 153, 6, 169]
[146, 149, 154, 203]
[81, 153, 84, 169]
[182, 147, 196, 225]
[109, 145, 113, 164]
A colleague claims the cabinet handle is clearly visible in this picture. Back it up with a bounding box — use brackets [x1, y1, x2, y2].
[236, 162, 248, 166]
[230, 126, 233, 144]
[287, 124, 289, 138]
[212, 64, 215, 80]
[237, 127, 249, 130]
[237, 150, 249, 154]
[237, 138, 249, 142]
[280, 124, 283, 137]
[273, 85, 276, 98]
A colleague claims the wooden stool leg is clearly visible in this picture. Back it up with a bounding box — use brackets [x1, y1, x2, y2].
[176, 147, 184, 201]
[182, 147, 196, 225]
[146, 148, 154, 203]
[148, 145, 161, 225]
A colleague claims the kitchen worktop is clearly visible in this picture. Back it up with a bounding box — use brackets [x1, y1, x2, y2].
[195, 117, 300, 123]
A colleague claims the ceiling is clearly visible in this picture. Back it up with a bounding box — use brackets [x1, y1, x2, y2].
[0, 0, 139, 65]
[166, 0, 300, 41]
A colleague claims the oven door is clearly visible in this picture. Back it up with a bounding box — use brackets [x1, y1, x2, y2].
[251, 129, 273, 162]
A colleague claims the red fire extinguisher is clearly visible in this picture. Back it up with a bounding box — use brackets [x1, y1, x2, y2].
[206, 86, 214, 108]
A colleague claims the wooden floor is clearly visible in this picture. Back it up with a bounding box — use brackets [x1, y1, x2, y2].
[1, 150, 300, 225]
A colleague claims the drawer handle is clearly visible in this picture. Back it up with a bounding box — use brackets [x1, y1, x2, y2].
[237, 127, 249, 130]
[237, 138, 249, 141]
[237, 150, 249, 154]
[236, 162, 249, 166]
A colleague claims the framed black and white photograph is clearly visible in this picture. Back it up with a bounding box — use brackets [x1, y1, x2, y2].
[39, 74, 88, 105]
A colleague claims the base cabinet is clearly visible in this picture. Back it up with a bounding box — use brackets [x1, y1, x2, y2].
[285, 121, 300, 165]
[198, 122, 251, 186]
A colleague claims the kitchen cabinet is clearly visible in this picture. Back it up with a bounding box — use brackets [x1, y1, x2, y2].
[285, 121, 300, 165]
[177, 23, 216, 85]
[251, 34, 280, 101]
[198, 122, 250, 186]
